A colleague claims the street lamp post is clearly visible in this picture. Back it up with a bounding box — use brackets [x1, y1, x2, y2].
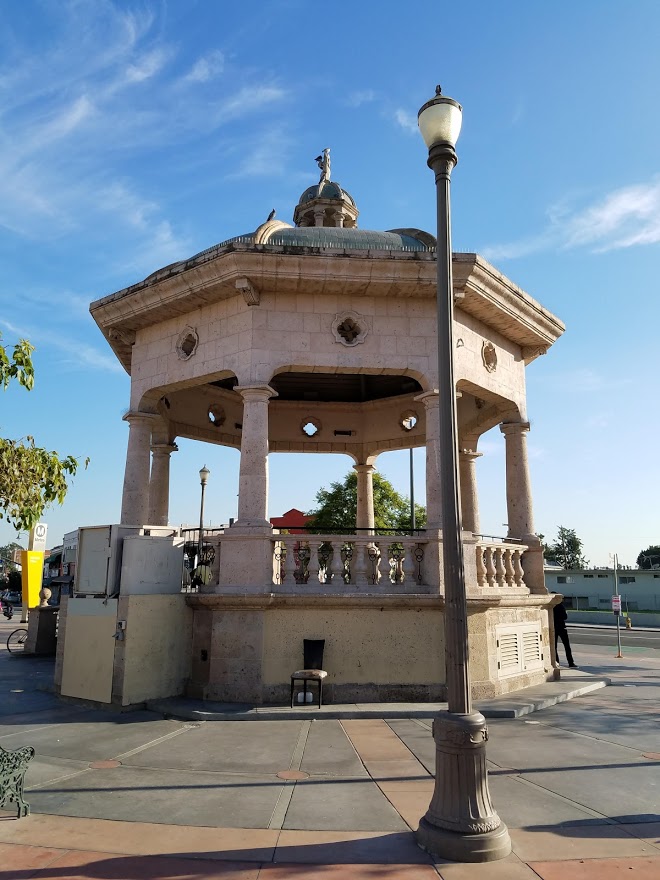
[415, 86, 511, 863]
[198, 465, 210, 566]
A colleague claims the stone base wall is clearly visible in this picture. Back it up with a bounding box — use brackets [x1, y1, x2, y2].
[468, 602, 554, 699]
[186, 594, 555, 705]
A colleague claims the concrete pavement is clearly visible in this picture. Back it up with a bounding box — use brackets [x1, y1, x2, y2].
[1, 617, 659, 878]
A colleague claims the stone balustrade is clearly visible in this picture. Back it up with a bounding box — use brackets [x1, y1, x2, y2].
[271, 535, 428, 590]
[475, 539, 528, 591]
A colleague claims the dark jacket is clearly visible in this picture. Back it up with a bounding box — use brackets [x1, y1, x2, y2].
[553, 601, 568, 630]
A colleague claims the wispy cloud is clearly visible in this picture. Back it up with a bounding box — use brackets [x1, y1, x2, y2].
[393, 108, 417, 134]
[181, 50, 225, 84]
[0, 4, 292, 270]
[0, 318, 122, 374]
[230, 126, 292, 179]
[123, 47, 171, 85]
[217, 85, 288, 122]
[346, 89, 376, 107]
[483, 177, 660, 260]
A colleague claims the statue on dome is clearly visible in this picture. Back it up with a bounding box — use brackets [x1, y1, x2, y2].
[315, 148, 331, 186]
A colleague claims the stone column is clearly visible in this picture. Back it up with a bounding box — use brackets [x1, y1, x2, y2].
[334, 210, 346, 228]
[354, 463, 375, 533]
[120, 412, 157, 525]
[459, 450, 482, 535]
[148, 443, 177, 526]
[235, 385, 276, 529]
[500, 421, 535, 539]
[500, 421, 546, 593]
[313, 208, 325, 227]
[415, 391, 442, 528]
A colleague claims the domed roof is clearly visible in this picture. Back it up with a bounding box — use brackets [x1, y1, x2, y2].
[298, 181, 356, 207]
[262, 226, 431, 251]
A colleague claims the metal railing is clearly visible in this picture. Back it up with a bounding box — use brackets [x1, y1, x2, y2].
[180, 527, 224, 592]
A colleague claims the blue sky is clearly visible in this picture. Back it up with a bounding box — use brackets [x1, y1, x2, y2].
[1, 0, 658, 566]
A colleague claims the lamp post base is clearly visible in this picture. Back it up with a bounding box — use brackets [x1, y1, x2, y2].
[417, 816, 511, 863]
[415, 710, 512, 863]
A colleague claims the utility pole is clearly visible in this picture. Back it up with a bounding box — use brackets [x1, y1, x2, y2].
[613, 553, 622, 659]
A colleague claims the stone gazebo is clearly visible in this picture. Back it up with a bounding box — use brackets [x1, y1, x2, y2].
[88, 152, 564, 705]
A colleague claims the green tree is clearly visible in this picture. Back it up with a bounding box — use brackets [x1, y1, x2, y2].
[307, 471, 426, 533]
[637, 545, 660, 569]
[544, 526, 588, 569]
[0, 334, 87, 532]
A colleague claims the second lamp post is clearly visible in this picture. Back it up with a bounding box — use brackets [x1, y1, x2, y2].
[198, 465, 210, 566]
[415, 86, 511, 863]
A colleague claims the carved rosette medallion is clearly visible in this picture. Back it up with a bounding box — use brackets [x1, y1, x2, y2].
[481, 340, 497, 372]
[176, 326, 199, 361]
[332, 311, 368, 347]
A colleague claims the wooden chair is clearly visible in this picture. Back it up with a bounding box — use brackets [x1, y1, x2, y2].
[290, 639, 327, 708]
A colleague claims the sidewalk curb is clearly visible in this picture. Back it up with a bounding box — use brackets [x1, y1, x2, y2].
[147, 676, 610, 722]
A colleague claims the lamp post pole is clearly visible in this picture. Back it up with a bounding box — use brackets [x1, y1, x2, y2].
[415, 86, 511, 863]
[410, 448, 416, 532]
[198, 465, 210, 566]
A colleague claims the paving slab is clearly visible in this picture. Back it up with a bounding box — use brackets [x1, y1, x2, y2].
[26, 765, 287, 828]
[282, 777, 409, 831]
[0, 711, 188, 761]
[24, 754, 90, 790]
[259, 865, 439, 879]
[528, 856, 660, 880]
[435, 852, 541, 879]
[274, 829, 431, 863]
[516, 763, 660, 824]
[386, 718, 436, 772]
[509, 823, 659, 861]
[488, 774, 609, 828]
[27, 848, 261, 879]
[0, 812, 280, 861]
[0, 840, 65, 873]
[483, 716, 649, 772]
[299, 720, 368, 776]
[120, 720, 303, 774]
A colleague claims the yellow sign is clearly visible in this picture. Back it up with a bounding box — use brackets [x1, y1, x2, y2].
[21, 550, 44, 609]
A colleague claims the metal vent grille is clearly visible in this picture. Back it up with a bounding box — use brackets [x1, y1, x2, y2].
[496, 623, 544, 678]
[497, 632, 519, 671]
[522, 630, 542, 667]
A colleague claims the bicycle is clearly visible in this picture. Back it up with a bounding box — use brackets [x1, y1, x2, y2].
[6, 628, 28, 654]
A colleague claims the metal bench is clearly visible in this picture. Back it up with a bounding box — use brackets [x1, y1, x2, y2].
[0, 744, 35, 818]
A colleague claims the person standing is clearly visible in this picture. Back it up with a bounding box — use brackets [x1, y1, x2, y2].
[553, 598, 577, 668]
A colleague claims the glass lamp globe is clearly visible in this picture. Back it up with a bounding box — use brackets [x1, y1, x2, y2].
[418, 86, 463, 149]
[199, 465, 210, 485]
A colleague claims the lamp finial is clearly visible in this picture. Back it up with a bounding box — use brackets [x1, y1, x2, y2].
[435, 85, 442, 95]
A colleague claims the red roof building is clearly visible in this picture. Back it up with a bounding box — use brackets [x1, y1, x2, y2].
[270, 508, 313, 534]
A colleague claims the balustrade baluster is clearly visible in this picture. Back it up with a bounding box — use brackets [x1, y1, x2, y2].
[495, 548, 506, 587]
[340, 542, 354, 585]
[476, 546, 487, 586]
[504, 549, 515, 586]
[485, 547, 496, 587]
[512, 549, 525, 587]
[375, 541, 389, 584]
[307, 540, 321, 585]
[402, 540, 416, 586]
[318, 540, 333, 584]
[353, 540, 369, 587]
[366, 542, 380, 585]
[281, 536, 296, 585]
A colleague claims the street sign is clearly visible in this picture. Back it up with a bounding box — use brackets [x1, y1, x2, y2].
[29, 523, 48, 553]
[611, 595, 621, 613]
